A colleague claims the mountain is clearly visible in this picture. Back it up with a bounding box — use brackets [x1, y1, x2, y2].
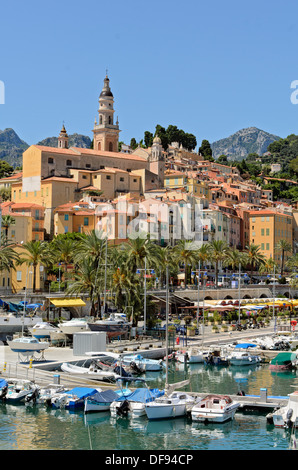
[0, 128, 29, 167]
[211, 127, 281, 160]
[0, 129, 92, 167]
[37, 133, 92, 149]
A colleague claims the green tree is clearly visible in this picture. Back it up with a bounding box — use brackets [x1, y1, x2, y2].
[245, 243, 266, 279]
[18, 241, 48, 292]
[1, 215, 15, 238]
[173, 240, 198, 286]
[207, 240, 229, 287]
[144, 131, 153, 148]
[130, 138, 138, 150]
[199, 140, 214, 161]
[275, 239, 292, 276]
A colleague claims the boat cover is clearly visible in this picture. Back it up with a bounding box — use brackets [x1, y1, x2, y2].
[235, 343, 257, 349]
[115, 387, 164, 403]
[0, 379, 8, 388]
[64, 387, 98, 399]
[270, 352, 296, 365]
[88, 390, 119, 403]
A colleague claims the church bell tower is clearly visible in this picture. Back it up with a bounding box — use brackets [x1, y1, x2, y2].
[93, 74, 120, 152]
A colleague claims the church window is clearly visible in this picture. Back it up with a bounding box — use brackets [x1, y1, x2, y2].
[66, 160, 72, 166]
[99, 116, 103, 124]
[109, 142, 113, 151]
[48, 157, 54, 164]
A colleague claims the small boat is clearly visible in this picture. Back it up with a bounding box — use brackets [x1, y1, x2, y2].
[84, 389, 120, 413]
[204, 348, 230, 366]
[30, 384, 69, 406]
[5, 379, 39, 404]
[145, 391, 198, 420]
[50, 387, 100, 410]
[268, 391, 298, 428]
[122, 354, 163, 371]
[58, 318, 90, 336]
[269, 352, 297, 371]
[176, 347, 204, 364]
[61, 362, 123, 382]
[7, 336, 49, 355]
[110, 387, 165, 419]
[227, 349, 261, 366]
[191, 394, 240, 423]
[87, 315, 130, 339]
[28, 322, 59, 339]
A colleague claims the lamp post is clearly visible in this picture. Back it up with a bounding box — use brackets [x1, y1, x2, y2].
[202, 270, 207, 346]
[136, 257, 155, 335]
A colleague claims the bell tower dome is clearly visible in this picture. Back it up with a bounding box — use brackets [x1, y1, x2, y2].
[93, 74, 120, 152]
[58, 123, 68, 149]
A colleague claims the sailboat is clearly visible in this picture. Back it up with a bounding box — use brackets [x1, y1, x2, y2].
[145, 265, 200, 420]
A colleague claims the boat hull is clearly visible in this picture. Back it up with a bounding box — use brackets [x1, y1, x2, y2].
[191, 404, 239, 423]
[88, 322, 129, 338]
[145, 403, 186, 420]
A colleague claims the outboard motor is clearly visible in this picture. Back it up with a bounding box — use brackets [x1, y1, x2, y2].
[286, 408, 293, 428]
[114, 365, 132, 378]
[117, 399, 130, 417]
[129, 361, 143, 375]
[25, 388, 39, 405]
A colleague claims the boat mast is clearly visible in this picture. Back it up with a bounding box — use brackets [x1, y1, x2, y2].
[165, 263, 169, 391]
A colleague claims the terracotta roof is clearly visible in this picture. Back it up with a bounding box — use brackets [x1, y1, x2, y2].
[32, 145, 146, 162]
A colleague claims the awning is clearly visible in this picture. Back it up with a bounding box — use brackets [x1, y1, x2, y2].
[50, 298, 86, 308]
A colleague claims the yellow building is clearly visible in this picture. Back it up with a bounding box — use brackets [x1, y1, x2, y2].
[249, 210, 293, 267]
[10, 245, 45, 293]
[54, 202, 96, 236]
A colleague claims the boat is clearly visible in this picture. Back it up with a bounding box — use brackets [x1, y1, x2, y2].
[269, 352, 297, 371]
[268, 391, 298, 428]
[50, 387, 100, 410]
[227, 346, 262, 366]
[191, 394, 240, 423]
[60, 362, 123, 382]
[0, 311, 43, 342]
[58, 318, 91, 336]
[5, 379, 39, 404]
[84, 389, 120, 413]
[121, 354, 163, 371]
[204, 347, 230, 366]
[110, 387, 165, 419]
[145, 390, 198, 420]
[7, 336, 49, 355]
[28, 322, 60, 339]
[87, 315, 130, 339]
[176, 347, 204, 364]
[30, 384, 69, 406]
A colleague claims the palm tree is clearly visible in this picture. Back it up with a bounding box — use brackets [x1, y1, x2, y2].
[0, 240, 19, 273]
[66, 256, 98, 316]
[18, 240, 47, 292]
[1, 215, 15, 239]
[51, 236, 78, 289]
[122, 236, 159, 273]
[259, 257, 278, 277]
[155, 245, 177, 288]
[275, 239, 292, 276]
[207, 240, 229, 287]
[287, 253, 298, 273]
[245, 243, 266, 280]
[223, 248, 246, 272]
[173, 240, 198, 287]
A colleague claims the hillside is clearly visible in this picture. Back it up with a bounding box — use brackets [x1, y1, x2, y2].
[211, 127, 280, 160]
[0, 129, 92, 167]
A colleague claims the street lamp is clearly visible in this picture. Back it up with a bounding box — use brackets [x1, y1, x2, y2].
[191, 261, 201, 330]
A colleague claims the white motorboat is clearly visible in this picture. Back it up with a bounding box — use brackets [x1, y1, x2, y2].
[28, 322, 60, 339]
[176, 347, 205, 364]
[7, 336, 49, 355]
[84, 389, 120, 413]
[191, 394, 240, 423]
[110, 387, 165, 419]
[61, 362, 122, 381]
[268, 391, 298, 428]
[122, 354, 163, 371]
[5, 379, 39, 404]
[0, 311, 43, 341]
[145, 390, 198, 420]
[58, 318, 90, 336]
[32, 384, 69, 405]
[227, 350, 261, 366]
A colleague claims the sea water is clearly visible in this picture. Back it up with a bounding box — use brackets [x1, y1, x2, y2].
[0, 362, 296, 450]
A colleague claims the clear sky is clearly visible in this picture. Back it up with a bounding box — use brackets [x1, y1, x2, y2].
[1, 0, 298, 148]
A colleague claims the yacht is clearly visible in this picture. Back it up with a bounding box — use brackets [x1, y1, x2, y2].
[28, 322, 60, 339]
[191, 394, 240, 423]
[176, 347, 204, 364]
[227, 350, 261, 366]
[7, 336, 49, 355]
[58, 318, 91, 336]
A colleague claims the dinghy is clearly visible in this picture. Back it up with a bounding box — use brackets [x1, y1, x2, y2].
[191, 394, 240, 423]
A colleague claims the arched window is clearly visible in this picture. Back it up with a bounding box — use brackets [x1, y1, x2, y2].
[98, 142, 101, 150]
[99, 115, 102, 124]
[108, 116, 112, 124]
[109, 142, 113, 152]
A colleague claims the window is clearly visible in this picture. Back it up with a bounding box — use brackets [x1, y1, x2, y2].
[261, 228, 264, 236]
[266, 228, 269, 236]
[86, 164, 91, 168]
[106, 175, 111, 180]
[84, 217, 89, 226]
[82, 175, 87, 179]
[64, 214, 69, 221]
[120, 177, 124, 182]
[252, 217, 256, 223]
[261, 243, 265, 250]
[66, 160, 72, 166]
[17, 271, 22, 281]
[266, 243, 270, 250]
[48, 157, 54, 164]
[64, 226, 68, 233]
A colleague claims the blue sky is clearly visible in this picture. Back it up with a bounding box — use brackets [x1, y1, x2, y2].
[1, 0, 298, 148]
